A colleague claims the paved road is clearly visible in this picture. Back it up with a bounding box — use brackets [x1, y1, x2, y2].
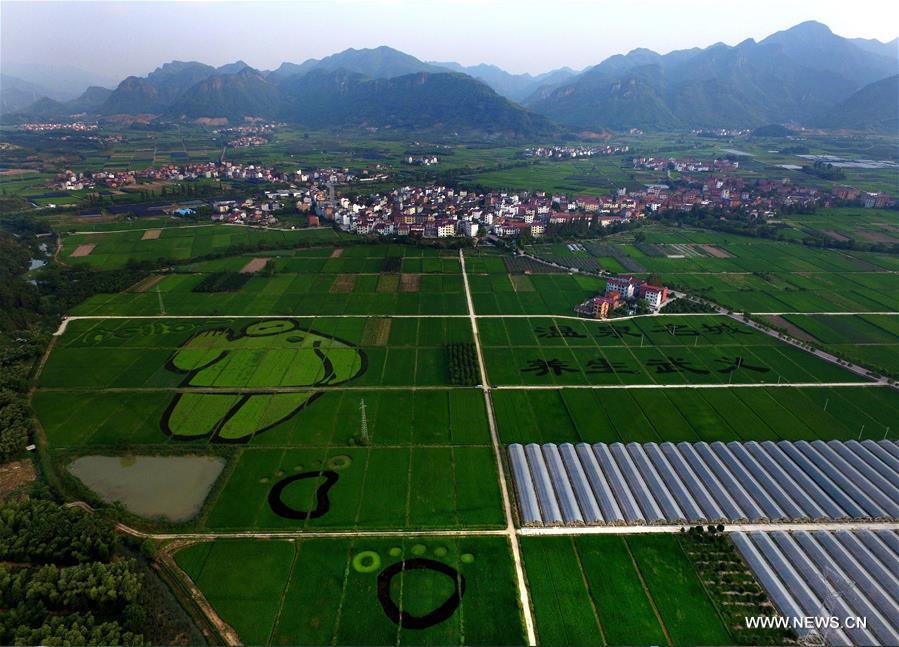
[460, 250, 538, 646]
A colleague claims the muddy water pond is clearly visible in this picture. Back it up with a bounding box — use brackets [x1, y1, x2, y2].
[68, 455, 225, 522]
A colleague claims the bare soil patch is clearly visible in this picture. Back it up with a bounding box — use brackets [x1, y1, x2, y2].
[821, 229, 850, 242]
[400, 274, 421, 293]
[240, 257, 269, 274]
[510, 274, 535, 292]
[855, 230, 896, 244]
[699, 244, 734, 258]
[760, 315, 819, 343]
[377, 274, 400, 293]
[129, 274, 165, 293]
[0, 459, 36, 498]
[330, 248, 344, 258]
[330, 274, 356, 293]
[141, 228, 162, 240]
[70, 243, 96, 257]
[362, 318, 392, 346]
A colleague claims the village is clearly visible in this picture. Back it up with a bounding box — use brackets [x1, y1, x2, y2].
[522, 144, 629, 159]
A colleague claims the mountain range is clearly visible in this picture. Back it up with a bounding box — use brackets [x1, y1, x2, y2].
[1, 21, 896, 134]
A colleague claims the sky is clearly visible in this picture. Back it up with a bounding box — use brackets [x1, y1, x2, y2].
[2, 0, 898, 82]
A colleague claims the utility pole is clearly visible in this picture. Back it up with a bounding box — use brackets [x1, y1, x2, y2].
[359, 398, 369, 446]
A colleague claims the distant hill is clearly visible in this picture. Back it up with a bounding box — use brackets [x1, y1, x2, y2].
[168, 69, 281, 120]
[817, 75, 899, 131]
[4, 22, 895, 133]
[427, 61, 577, 102]
[99, 61, 216, 115]
[0, 74, 51, 114]
[268, 46, 444, 82]
[278, 69, 554, 135]
[527, 21, 898, 130]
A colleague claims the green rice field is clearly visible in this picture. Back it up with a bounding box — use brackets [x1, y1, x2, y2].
[521, 534, 732, 646]
[174, 536, 525, 645]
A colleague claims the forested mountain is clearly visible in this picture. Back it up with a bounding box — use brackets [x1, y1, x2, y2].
[527, 21, 898, 130]
[816, 75, 899, 131]
[4, 22, 896, 132]
[428, 61, 578, 101]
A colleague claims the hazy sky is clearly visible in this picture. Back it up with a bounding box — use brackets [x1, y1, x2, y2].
[2, 0, 898, 80]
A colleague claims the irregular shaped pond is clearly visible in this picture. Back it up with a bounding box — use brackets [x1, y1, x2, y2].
[68, 455, 226, 522]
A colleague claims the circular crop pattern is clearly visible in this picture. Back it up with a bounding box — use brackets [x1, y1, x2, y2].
[377, 559, 466, 629]
[353, 551, 382, 573]
[460, 553, 475, 564]
[410, 544, 427, 556]
[327, 455, 352, 470]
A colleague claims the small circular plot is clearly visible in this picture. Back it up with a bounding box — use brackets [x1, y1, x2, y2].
[275, 469, 284, 477]
[327, 455, 352, 470]
[410, 544, 427, 556]
[353, 551, 382, 573]
[377, 559, 466, 630]
[293, 465, 304, 472]
[389, 547, 402, 558]
[433, 546, 448, 558]
[259, 477, 270, 483]
[460, 553, 475, 564]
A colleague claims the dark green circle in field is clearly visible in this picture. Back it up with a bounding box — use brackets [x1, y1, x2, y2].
[433, 546, 448, 558]
[327, 455, 352, 470]
[353, 551, 382, 573]
[411, 544, 427, 556]
[460, 553, 475, 564]
[389, 547, 402, 557]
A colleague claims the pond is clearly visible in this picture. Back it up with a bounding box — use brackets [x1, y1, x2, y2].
[68, 454, 226, 522]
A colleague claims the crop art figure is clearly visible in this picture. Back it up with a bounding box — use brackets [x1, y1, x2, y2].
[161, 319, 366, 442]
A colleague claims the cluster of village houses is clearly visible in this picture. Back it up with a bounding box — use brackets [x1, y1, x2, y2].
[19, 122, 98, 132]
[633, 156, 741, 173]
[523, 144, 629, 159]
[52, 161, 389, 192]
[319, 171, 894, 239]
[574, 275, 669, 319]
[52, 158, 894, 236]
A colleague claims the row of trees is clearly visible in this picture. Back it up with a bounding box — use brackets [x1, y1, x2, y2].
[445, 343, 479, 386]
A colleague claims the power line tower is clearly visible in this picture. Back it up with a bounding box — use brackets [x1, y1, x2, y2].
[359, 399, 369, 446]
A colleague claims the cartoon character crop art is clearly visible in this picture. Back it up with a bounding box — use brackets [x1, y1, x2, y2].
[161, 319, 366, 442]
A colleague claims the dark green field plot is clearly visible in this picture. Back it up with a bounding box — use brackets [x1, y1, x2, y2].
[525, 225, 899, 313]
[468, 272, 604, 316]
[61, 226, 349, 269]
[203, 444, 503, 530]
[40, 316, 474, 390]
[493, 385, 897, 444]
[669, 270, 899, 314]
[174, 536, 525, 645]
[34, 387, 492, 449]
[72, 249, 467, 317]
[521, 534, 732, 646]
[777, 314, 899, 378]
[481, 315, 865, 386]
